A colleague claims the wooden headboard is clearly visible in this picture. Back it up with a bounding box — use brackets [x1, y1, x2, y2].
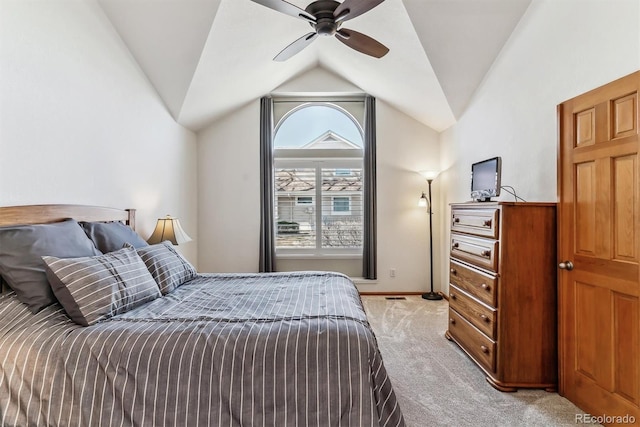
[0, 204, 136, 230]
[0, 204, 136, 293]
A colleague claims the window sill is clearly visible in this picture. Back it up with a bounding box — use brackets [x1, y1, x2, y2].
[276, 253, 363, 260]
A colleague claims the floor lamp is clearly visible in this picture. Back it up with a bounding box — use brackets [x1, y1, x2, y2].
[418, 170, 443, 301]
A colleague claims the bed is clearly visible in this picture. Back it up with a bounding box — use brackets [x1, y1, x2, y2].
[0, 204, 405, 427]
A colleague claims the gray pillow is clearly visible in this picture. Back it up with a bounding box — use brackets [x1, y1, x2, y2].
[80, 221, 148, 253]
[0, 219, 102, 313]
[43, 246, 161, 326]
[134, 241, 197, 294]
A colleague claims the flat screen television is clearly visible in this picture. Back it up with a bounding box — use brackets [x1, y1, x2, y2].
[471, 157, 502, 202]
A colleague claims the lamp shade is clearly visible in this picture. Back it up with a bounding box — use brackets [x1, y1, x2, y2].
[419, 170, 440, 181]
[418, 192, 428, 207]
[147, 215, 192, 245]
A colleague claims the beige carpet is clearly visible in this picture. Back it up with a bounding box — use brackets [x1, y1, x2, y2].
[361, 295, 599, 427]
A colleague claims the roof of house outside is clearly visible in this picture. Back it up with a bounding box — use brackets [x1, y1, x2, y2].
[300, 131, 362, 150]
[276, 169, 362, 193]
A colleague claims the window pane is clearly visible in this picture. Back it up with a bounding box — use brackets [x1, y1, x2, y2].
[274, 105, 363, 148]
[321, 168, 362, 249]
[275, 168, 316, 248]
[334, 169, 352, 176]
[333, 197, 350, 212]
[296, 196, 313, 205]
[272, 102, 365, 256]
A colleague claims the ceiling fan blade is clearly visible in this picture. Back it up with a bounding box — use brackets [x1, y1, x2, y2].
[335, 28, 389, 58]
[249, 0, 316, 23]
[334, 0, 385, 23]
[274, 32, 319, 61]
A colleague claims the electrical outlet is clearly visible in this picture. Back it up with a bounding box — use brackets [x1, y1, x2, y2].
[389, 268, 396, 278]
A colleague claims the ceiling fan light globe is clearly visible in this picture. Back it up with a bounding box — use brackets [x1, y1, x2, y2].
[316, 20, 337, 36]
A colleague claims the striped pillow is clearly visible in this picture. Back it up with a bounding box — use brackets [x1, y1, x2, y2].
[134, 241, 197, 294]
[42, 246, 161, 326]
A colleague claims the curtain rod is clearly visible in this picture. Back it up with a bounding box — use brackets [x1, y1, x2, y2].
[273, 97, 365, 103]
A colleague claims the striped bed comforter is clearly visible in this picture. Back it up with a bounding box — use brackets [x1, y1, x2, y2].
[0, 271, 405, 427]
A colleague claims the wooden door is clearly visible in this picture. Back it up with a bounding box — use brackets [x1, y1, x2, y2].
[558, 71, 640, 422]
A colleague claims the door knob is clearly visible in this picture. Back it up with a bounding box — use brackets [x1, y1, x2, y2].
[558, 261, 574, 271]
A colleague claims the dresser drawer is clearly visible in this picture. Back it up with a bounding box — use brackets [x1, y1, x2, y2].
[448, 308, 496, 373]
[449, 260, 497, 307]
[449, 284, 497, 340]
[451, 234, 498, 273]
[451, 207, 499, 239]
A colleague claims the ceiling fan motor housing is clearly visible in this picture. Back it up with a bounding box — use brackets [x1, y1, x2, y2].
[306, 0, 341, 36]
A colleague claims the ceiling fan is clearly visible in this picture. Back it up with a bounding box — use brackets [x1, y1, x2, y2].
[250, 0, 389, 61]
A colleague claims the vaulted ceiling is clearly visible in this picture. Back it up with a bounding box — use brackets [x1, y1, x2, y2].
[97, 0, 531, 132]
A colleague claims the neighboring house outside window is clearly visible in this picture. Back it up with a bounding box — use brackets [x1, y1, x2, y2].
[274, 103, 364, 256]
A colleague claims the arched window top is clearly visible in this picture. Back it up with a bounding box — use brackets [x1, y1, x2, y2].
[274, 103, 363, 149]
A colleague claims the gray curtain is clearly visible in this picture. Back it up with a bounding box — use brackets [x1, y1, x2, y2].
[363, 95, 377, 279]
[259, 97, 276, 272]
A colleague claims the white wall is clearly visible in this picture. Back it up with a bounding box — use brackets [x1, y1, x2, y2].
[197, 101, 261, 273]
[438, 0, 640, 292]
[375, 99, 441, 293]
[0, 0, 198, 264]
[197, 67, 441, 293]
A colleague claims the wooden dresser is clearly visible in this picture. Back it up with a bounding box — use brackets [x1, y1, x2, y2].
[445, 202, 557, 391]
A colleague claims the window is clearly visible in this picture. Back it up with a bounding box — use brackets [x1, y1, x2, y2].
[273, 103, 363, 255]
[332, 196, 351, 213]
[296, 196, 313, 205]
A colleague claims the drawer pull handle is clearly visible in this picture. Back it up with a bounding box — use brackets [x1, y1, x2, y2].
[450, 318, 456, 325]
[480, 345, 489, 354]
[450, 268, 457, 275]
[481, 283, 491, 291]
[480, 314, 490, 322]
[452, 242, 460, 249]
[481, 250, 491, 257]
[453, 217, 460, 223]
[450, 293, 457, 300]
[483, 219, 492, 227]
